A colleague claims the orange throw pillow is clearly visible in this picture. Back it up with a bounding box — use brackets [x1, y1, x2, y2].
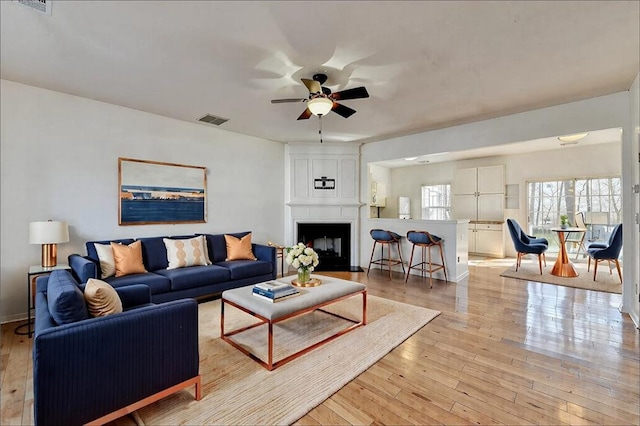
[111, 240, 147, 277]
[224, 233, 257, 261]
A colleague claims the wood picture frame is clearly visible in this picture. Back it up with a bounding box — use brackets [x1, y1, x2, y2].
[118, 157, 207, 225]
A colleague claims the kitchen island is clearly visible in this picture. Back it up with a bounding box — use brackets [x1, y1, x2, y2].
[363, 218, 469, 283]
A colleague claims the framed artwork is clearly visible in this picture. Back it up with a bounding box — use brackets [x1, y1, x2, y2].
[118, 157, 207, 225]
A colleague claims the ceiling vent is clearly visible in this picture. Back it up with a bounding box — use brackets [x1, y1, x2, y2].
[197, 114, 229, 126]
[16, 0, 52, 15]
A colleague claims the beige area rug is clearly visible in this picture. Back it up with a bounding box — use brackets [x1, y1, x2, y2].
[136, 294, 440, 425]
[500, 258, 622, 293]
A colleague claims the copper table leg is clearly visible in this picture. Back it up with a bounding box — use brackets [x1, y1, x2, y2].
[551, 230, 579, 277]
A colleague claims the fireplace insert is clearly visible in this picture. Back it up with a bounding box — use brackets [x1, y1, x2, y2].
[297, 223, 351, 271]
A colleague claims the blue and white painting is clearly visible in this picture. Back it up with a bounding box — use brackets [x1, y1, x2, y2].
[119, 158, 206, 225]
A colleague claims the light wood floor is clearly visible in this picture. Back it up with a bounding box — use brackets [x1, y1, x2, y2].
[2, 263, 638, 425]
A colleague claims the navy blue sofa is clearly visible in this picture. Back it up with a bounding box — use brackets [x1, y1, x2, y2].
[68, 231, 277, 302]
[33, 269, 200, 425]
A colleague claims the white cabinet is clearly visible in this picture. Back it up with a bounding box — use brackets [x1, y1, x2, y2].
[476, 223, 504, 257]
[477, 166, 505, 194]
[469, 223, 505, 257]
[452, 165, 505, 221]
[467, 225, 477, 253]
[453, 194, 477, 220]
[478, 193, 504, 222]
[453, 168, 478, 195]
[455, 192, 505, 222]
[453, 165, 505, 257]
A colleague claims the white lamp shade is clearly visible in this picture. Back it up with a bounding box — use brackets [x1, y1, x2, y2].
[29, 221, 69, 244]
[307, 97, 333, 116]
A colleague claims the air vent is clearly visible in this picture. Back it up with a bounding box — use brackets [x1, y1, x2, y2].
[197, 114, 229, 126]
[16, 0, 51, 15]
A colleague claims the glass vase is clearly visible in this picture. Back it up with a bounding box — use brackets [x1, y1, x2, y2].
[297, 268, 311, 284]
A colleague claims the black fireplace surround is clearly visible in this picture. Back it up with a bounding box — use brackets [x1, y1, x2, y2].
[297, 223, 352, 271]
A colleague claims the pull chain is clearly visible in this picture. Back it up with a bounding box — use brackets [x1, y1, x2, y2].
[319, 115, 323, 143]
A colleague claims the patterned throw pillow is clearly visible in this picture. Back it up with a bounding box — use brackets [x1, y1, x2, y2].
[111, 241, 147, 277]
[224, 233, 257, 261]
[164, 235, 211, 270]
[84, 278, 123, 317]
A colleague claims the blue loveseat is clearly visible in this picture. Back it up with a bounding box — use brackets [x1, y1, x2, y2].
[68, 231, 277, 302]
[33, 269, 200, 425]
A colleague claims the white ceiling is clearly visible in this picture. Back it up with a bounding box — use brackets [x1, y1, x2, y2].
[1, 1, 638, 147]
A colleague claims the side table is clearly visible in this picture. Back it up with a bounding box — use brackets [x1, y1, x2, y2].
[549, 227, 586, 277]
[267, 242, 286, 277]
[15, 263, 71, 338]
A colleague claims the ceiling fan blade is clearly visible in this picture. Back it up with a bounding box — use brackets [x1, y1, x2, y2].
[271, 98, 307, 104]
[332, 102, 356, 118]
[301, 78, 322, 94]
[331, 86, 369, 101]
[297, 108, 312, 120]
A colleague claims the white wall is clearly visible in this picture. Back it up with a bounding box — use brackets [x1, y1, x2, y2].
[361, 91, 638, 315]
[624, 72, 639, 327]
[0, 80, 285, 323]
[382, 141, 622, 258]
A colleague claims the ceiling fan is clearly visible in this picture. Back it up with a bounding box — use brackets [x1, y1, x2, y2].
[271, 73, 369, 120]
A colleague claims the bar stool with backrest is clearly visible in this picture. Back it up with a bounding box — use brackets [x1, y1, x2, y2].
[405, 230, 448, 288]
[367, 229, 405, 278]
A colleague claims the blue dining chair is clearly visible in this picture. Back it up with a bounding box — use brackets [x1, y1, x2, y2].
[587, 223, 622, 282]
[506, 219, 548, 274]
[509, 218, 549, 247]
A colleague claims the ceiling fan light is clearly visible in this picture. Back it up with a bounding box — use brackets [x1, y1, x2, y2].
[307, 97, 333, 116]
[557, 132, 588, 142]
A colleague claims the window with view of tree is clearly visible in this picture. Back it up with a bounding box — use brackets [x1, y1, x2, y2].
[527, 176, 621, 251]
[421, 184, 451, 220]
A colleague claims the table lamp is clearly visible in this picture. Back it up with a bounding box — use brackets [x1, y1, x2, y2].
[29, 220, 69, 267]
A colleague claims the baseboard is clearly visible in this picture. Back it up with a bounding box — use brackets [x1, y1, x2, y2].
[454, 270, 470, 283]
[628, 310, 640, 329]
[1, 313, 28, 325]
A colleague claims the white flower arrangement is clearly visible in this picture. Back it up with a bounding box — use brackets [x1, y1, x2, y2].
[285, 242, 320, 272]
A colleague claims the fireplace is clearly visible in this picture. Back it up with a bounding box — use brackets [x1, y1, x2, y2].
[297, 223, 351, 271]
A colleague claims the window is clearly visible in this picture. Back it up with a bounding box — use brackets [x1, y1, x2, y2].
[421, 184, 451, 220]
[527, 176, 621, 250]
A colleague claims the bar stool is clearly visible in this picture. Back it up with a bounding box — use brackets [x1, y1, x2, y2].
[367, 229, 405, 278]
[405, 230, 447, 288]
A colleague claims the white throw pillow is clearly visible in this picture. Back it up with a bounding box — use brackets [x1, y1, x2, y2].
[164, 235, 211, 270]
[94, 242, 117, 279]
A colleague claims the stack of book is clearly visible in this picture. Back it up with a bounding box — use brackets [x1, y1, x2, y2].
[252, 281, 300, 303]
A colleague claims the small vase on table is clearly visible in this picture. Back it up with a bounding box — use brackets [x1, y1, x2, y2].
[297, 268, 311, 284]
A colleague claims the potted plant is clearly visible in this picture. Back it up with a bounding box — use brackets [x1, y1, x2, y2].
[560, 214, 570, 229]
